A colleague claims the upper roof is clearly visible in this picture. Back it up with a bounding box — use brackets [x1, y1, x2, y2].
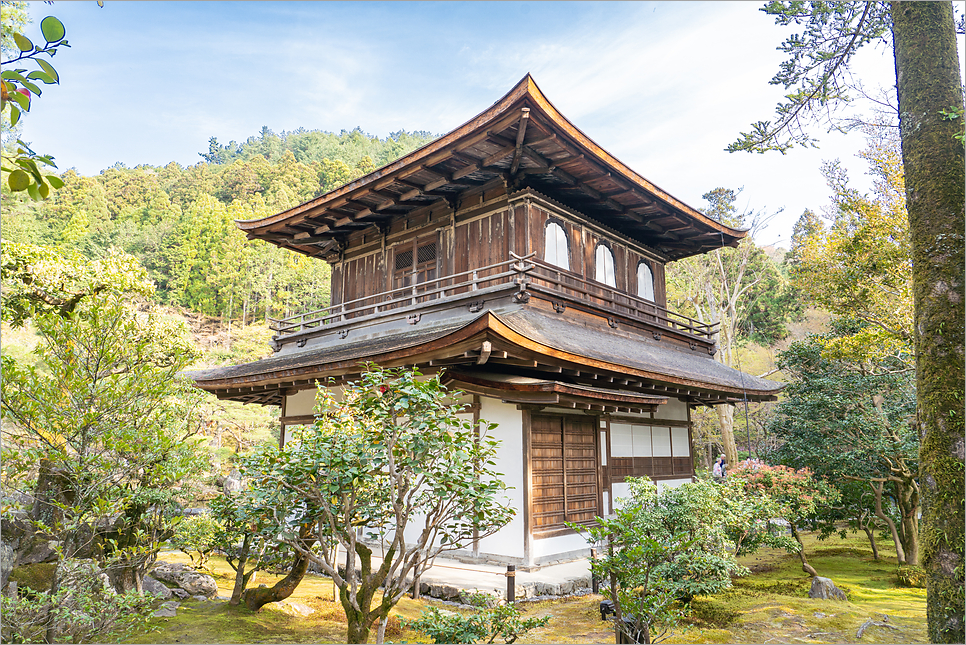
[239, 75, 747, 261]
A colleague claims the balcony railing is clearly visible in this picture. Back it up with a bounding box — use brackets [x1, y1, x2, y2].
[269, 252, 718, 343]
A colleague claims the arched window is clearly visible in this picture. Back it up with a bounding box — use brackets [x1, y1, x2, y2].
[595, 243, 616, 287]
[637, 261, 654, 301]
[544, 221, 570, 271]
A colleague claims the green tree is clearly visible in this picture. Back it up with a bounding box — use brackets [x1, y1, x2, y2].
[766, 319, 919, 563]
[1, 11, 68, 198]
[794, 128, 912, 363]
[730, 4, 964, 638]
[1, 246, 206, 594]
[576, 477, 795, 644]
[242, 366, 514, 644]
[730, 462, 841, 577]
[0, 240, 153, 326]
[667, 188, 792, 466]
[208, 490, 296, 605]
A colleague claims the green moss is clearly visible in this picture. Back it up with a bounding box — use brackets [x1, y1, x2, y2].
[124, 535, 929, 644]
[9, 562, 57, 593]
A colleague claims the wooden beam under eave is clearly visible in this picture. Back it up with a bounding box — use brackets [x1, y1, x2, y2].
[481, 144, 516, 167]
[510, 108, 531, 176]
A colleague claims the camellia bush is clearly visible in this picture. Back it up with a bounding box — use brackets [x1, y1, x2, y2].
[728, 462, 841, 576]
[574, 476, 800, 644]
[405, 592, 549, 644]
[241, 365, 515, 644]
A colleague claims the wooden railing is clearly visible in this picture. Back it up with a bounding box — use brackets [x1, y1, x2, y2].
[525, 257, 717, 341]
[269, 255, 534, 335]
[269, 252, 717, 343]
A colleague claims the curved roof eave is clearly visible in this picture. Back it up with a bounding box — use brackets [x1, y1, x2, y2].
[235, 74, 748, 242]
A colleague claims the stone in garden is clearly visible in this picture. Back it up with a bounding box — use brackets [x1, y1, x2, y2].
[151, 562, 218, 598]
[808, 576, 846, 600]
[170, 587, 190, 599]
[56, 558, 114, 596]
[142, 575, 173, 600]
[223, 477, 242, 494]
[279, 600, 316, 617]
[153, 601, 180, 618]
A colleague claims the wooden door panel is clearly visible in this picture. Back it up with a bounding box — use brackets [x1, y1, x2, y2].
[531, 415, 599, 532]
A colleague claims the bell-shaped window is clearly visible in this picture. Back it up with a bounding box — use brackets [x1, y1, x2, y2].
[595, 244, 616, 287]
[545, 221, 570, 271]
[637, 261, 655, 301]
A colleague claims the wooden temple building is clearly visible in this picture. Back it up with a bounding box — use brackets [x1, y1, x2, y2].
[192, 75, 783, 567]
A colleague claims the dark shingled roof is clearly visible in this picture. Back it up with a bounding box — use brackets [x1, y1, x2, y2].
[498, 308, 783, 395]
[188, 318, 473, 386]
[190, 308, 782, 402]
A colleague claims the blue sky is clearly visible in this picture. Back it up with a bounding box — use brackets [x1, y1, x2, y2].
[15, 1, 961, 247]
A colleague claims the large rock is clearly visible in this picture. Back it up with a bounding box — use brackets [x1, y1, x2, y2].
[142, 574, 173, 600]
[153, 601, 180, 618]
[150, 562, 218, 598]
[808, 576, 847, 600]
[1, 540, 14, 590]
[56, 559, 114, 597]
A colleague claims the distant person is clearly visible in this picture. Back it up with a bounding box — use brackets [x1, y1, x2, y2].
[712, 455, 726, 481]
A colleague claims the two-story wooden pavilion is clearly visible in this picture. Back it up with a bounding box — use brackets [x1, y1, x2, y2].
[192, 75, 783, 568]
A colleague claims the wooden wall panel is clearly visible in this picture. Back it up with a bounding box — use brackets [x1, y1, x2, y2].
[330, 263, 343, 306]
[530, 207, 548, 262]
[653, 262, 667, 308]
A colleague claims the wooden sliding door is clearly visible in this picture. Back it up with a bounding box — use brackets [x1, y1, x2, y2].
[530, 414, 599, 533]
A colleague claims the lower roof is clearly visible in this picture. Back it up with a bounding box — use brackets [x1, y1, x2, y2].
[189, 309, 783, 405]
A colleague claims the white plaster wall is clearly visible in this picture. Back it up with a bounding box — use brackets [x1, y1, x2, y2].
[532, 531, 590, 560]
[611, 481, 632, 505]
[657, 477, 693, 492]
[475, 398, 525, 560]
[285, 388, 318, 417]
[611, 477, 692, 508]
[660, 397, 689, 422]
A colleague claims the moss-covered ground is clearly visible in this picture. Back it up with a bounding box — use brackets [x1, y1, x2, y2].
[125, 529, 924, 644]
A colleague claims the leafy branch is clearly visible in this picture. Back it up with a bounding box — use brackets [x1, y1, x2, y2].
[1, 14, 69, 198]
[727, 1, 892, 154]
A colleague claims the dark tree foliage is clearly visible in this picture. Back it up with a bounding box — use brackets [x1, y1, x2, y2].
[766, 318, 919, 562]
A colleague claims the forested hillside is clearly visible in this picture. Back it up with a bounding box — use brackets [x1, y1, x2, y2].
[1, 127, 437, 326]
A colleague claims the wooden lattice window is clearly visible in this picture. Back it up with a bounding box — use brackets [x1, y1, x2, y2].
[393, 236, 438, 290]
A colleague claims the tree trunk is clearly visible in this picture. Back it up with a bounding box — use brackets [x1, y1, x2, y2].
[716, 404, 738, 468]
[872, 481, 907, 565]
[897, 479, 920, 566]
[229, 534, 253, 605]
[863, 524, 880, 562]
[788, 522, 818, 577]
[242, 529, 313, 611]
[345, 618, 371, 645]
[892, 4, 965, 641]
[376, 615, 389, 644]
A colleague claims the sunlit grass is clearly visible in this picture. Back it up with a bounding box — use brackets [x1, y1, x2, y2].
[127, 529, 925, 644]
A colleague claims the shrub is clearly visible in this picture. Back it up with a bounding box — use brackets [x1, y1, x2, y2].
[0, 560, 155, 643]
[896, 565, 927, 588]
[404, 592, 549, 644]
[169, 513, 223, 570]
